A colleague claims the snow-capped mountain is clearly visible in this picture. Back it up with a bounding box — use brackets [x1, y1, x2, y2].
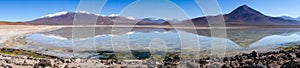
[29, 11, 169, 25]
[280, 16, 300, 21]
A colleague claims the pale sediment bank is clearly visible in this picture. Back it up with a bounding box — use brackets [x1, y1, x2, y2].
[0, 25, 63, 46]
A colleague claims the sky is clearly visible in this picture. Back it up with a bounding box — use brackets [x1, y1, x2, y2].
[0, 0, 300, 22]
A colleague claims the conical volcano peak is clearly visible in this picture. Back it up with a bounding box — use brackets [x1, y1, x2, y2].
[240, 5, 251, 9]
[229, 5, 263, 15]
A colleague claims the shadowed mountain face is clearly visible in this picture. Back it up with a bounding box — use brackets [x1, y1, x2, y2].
[191, 5, 300, 26]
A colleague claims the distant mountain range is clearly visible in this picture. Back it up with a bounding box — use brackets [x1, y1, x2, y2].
[5, 5, 300, 26]
[28, 11, 169, 25]
[280, 16, 300, 21]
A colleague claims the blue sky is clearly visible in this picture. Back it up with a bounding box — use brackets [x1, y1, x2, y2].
[0, 0, 300, 22]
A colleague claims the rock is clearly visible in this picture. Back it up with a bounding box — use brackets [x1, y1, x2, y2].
[268, 56, 277, 60]
[28, 56, 35, 60]
[286, 53, 293, 57]
[223, 57, 228, 61]
[21, 56, 28, 59]
[63, 59, 72, 63]
[255, 63, 268, 68]
[186, 62, 199, 68]
[229, 57, 236, 61]
[24, 60, 38, 66]
[57, 63, 68, 68]
[221, 64, 230, 68]
[34, 59, 52, 68]
[229, 62, 236, 68]
[74, 58, 81, 63]
[251, 51, 258, 57]
[3, 64, 13, 68]
[13, 59, 24, 65]
[65, 63, 78, 68]
[245, 61, 253, 65]
[296, 52, 300, 58]
[279, 50, 286, 53]
[281, 60, 300, 68]
[198, 60, 208, 64]
[5, 59, 12, 64]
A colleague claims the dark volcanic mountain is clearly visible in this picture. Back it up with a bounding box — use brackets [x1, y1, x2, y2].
[191, 5, 300, 26]
[29, 12, 169, 25]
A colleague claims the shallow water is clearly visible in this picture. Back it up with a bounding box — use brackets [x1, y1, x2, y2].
[17, 27, 300, 57]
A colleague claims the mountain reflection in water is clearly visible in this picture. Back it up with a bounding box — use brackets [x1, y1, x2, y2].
[24, 27, 300, 53]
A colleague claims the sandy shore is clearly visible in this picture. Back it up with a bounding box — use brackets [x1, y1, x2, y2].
[0, 25, 63, 46]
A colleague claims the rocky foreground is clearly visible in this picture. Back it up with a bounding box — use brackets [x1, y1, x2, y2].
[1, 47, 300, 68]
[199, 49, 300, 68]
[0, 54, 145, 68]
